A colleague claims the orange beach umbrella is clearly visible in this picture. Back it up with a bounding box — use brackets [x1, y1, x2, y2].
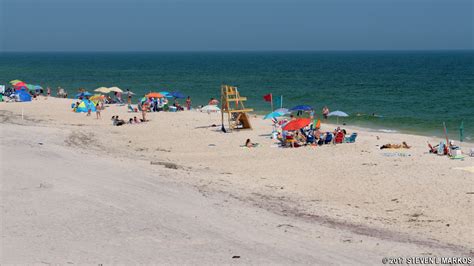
[145, 92, 164, 98]
[283, 118, 312, 131]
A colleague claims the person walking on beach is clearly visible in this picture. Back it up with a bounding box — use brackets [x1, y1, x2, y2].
[96, 102, 101, 119]
[322, 106, 329, 120]
[186, 96, 191, 110]
[46, 87, 51, 98]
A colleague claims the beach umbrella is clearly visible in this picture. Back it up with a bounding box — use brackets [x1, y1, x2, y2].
[75, 91, 92, 98]
[274, 108, 289, 114]
[171, 91, 185, 99]
[328, 110, 349, 117]
[109, 87, 123, 93]
[10, 80, 23, 85]
[146, 92, 164, 98]
[283, 118, 311, 131]
[264, 111, 283, 120]
[124, 90, 135, 96]
[95, 87, 111, 93]
[159, 91, 173, 98]
[90, 94, 105, 102]
[26, 84, 36, 92]
[13, 82, 28, 90]
[289, 105, 313, 112]
[34, 85, 43, 91]
[201, 105, 220, 112]
[328, 110, 349, 124]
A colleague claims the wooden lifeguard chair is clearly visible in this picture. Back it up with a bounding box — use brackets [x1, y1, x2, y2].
[221, 84, 253, 131]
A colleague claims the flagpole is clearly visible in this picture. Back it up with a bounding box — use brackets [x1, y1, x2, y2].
[271, 94, 274, 112]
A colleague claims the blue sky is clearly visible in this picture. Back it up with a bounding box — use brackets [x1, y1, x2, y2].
[0, 0, 472, 51]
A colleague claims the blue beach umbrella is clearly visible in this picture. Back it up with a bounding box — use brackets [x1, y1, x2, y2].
[289, 105, 313, 112]
[264, 111, 283, 120]
[274, 108, 289, 114]
[75, 91, 92, 98]
[159, 91, 173, 98]
[171, 91, 185, 99]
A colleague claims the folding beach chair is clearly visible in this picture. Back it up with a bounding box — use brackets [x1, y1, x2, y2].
[324, 132, 333, 144]
[344, 133, 358, 143]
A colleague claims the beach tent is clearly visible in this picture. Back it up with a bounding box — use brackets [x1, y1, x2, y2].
[76, 100, 96, 112]
[16, 90, 32, 102]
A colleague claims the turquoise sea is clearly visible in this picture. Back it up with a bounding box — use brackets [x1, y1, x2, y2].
[0, 51, 472, 141]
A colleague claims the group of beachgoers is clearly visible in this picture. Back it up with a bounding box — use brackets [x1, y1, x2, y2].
[276, 125, 357, 148]
[111, 115, 143, 126]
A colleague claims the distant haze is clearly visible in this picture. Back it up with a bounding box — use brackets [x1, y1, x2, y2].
[0, 0, 472, 52]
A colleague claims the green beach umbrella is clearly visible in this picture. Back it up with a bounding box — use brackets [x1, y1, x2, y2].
[460, 121, 464, 143]
[26, 84, 36, 92]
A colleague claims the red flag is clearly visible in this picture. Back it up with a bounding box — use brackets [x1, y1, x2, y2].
[263, 93, 272, 102]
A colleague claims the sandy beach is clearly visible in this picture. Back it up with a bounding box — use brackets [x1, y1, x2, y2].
[1, 97, 473, 263]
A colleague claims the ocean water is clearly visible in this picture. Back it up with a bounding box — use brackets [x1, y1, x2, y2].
[0, 51, 473, 141]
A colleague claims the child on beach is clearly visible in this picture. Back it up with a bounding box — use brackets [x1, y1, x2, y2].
[96, 102, 101, 119]
[186, 96, 191, 110]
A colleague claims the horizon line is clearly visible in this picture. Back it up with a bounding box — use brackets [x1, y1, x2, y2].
[1, 48, 473, 53]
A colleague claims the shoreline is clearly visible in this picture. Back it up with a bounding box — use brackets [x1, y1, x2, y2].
[1, 97, 473, 261]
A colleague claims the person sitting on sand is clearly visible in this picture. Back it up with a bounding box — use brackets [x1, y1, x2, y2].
[380, 142, 411, 149]
[128, 118, 133, 124]
[133, 116, 140, 124]
[208, 98, 219, 105]
[112, 116, 125, 126]
[245, 139, 258, 148]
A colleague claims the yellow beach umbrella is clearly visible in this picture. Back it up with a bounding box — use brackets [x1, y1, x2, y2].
[10, 80, 23, 85]
[90, 94, 105, 102]
[109, 86, 123, 93]
[94, 87, 111, 93]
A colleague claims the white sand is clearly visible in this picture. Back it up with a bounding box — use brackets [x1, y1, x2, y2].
[1, 97, 473, 263]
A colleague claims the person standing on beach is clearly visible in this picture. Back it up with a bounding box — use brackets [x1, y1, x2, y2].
[46, 87, 51, 98]
[96, 102, 101, 119]
[126, 89, 132, 105]
[322, 106, 329, 120]
[186, 96, 191, 110]
[142, 101, 148, 122]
